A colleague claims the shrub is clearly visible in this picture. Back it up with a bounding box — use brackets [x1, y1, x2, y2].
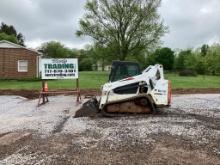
[179, 69, 197, 77]
[79, 58, 93, 71]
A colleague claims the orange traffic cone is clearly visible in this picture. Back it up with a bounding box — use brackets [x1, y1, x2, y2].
[44, 82, 49, 92]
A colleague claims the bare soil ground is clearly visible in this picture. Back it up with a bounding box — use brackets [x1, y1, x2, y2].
[0, 89, 100, 99]
[0, 94, 220, 164]
[0, 88, 220, 99]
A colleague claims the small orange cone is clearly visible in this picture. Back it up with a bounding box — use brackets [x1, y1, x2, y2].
[44, 82, 49, 92]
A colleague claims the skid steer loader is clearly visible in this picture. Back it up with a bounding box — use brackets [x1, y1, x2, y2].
[75, 61, 171, 117]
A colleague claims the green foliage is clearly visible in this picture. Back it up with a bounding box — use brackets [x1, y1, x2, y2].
[90, 44, 111, 61]
[174, 49, 198, 74]
[205, 44, 220, 75]
[154, 47, 174, 70]
[76, 49, 93, 71]
[174, 44, 220, 75]
[184, 52, 197, 70]
[0, 22, 25, 46]
[201, 44, 209, 56]
[0, 33, 18, 44]
[40, 41, 74, 58]
[126, 53, 147, 69]
[79, 58, 93, 71]
[139, 47, 174, 70]
[87, 44, 116, 71]
[175, 50, 191, 71]
[145, 53, 156, 66]
[195, 58, 207, 75]
[77, 0, 167, 61]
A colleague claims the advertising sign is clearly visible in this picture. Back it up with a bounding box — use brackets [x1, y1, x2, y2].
[41, 58, 78, 79]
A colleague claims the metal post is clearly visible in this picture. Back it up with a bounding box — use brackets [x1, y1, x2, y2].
[76, 78, 79, 102]
[42, 80, 45, 104]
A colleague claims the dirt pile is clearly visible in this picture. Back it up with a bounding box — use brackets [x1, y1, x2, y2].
[75, 98, 99, 118]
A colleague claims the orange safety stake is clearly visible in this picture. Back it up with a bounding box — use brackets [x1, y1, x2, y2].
[44, 82, 49, 92]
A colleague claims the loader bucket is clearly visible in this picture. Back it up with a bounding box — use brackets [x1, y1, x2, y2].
[74, 98, 99, 118]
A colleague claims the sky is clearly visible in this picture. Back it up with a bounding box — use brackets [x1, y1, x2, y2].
[0, 0, 220, 50]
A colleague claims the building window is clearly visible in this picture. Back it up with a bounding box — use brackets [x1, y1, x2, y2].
[18, 60, 28, 72]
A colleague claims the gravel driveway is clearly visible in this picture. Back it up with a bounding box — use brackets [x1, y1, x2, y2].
[0, 94, 220, 164]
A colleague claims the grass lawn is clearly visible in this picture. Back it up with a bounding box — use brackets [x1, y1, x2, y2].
[0, 72, 219, 90]
[0, 72, 108, 90]
[165, 74, 220, 89]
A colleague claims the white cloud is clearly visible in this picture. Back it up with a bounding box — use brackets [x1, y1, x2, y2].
[200, 7, 212, 14]
[207, 35, 220, 45]
[160, 0, 220, 49]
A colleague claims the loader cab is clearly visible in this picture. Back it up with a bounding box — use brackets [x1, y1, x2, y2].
[108, 61, 141, 82]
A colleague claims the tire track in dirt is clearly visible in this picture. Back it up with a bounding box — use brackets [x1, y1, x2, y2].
[52, 116, 70, 134]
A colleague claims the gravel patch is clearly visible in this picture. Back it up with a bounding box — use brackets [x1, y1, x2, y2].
[0, 94, 220, 164]
[0, 95, 82, 135]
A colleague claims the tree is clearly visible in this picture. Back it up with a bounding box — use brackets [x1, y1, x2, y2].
[77, 0, 167, 61]
[90, 43, 115, 71]
[153, 47, 174, 70]
[0, 33, 19, 44]
[40, 41, 73, 58]
[175, 50, 191, 71]
[184, 52, 197, 70]
[205, 44, 220, 75]
[0, 22, 25, 46]
[195, 58, 207, 75]
[74, 48, 93, 71]
[201, 44, 209, 56]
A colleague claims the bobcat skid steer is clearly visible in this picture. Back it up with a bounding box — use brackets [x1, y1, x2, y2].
[75, 61, 172, 117]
